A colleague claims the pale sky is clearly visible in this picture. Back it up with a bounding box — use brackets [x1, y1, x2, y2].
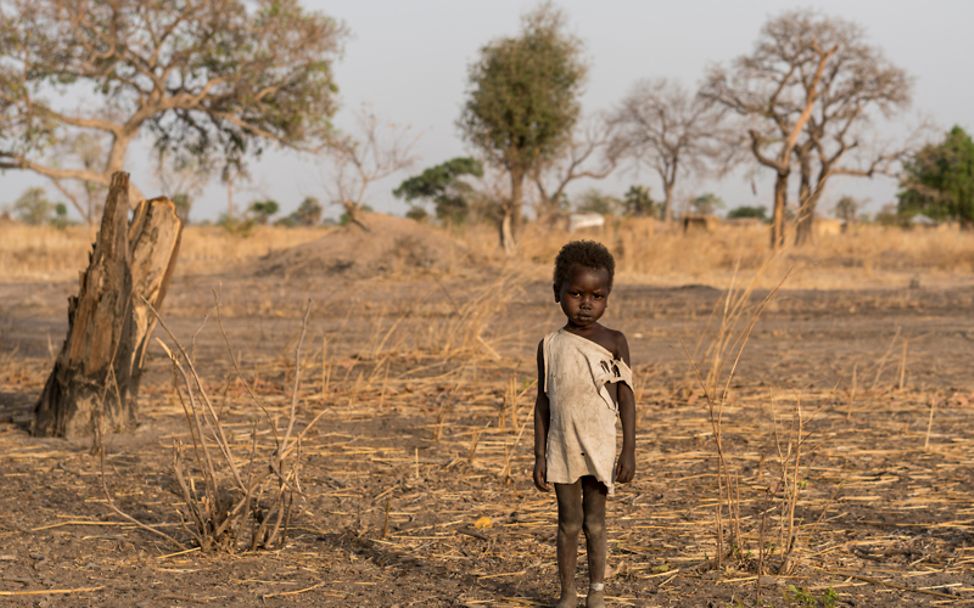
[2, 0, 972, 221]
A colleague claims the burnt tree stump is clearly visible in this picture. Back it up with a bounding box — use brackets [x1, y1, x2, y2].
[33, 172, 182, 438]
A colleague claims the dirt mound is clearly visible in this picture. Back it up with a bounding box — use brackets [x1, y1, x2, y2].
[253, 212, 482, 280]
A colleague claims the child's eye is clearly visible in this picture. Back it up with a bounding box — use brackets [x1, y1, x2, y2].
[594, 294, 605, 300]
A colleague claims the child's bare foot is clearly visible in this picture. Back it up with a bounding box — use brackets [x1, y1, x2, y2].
[555, 587, 578, 608]
[586, 583, 605, 608]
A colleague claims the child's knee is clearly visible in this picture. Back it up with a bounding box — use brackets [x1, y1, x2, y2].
[558, 514, 583, 537]
[583, 513, 605, 537]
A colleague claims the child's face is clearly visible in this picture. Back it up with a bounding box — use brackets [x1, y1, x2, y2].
[555, 264, 611, 328]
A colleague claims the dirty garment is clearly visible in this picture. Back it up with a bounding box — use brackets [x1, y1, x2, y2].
[542, 328, 633, 494]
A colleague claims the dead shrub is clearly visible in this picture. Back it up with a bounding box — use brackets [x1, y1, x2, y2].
[150, 299, 322, 552]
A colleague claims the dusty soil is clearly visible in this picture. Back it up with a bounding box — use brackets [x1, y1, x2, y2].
[2, 268, 974, 607]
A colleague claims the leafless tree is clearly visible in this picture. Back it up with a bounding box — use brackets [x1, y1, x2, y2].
[611, 78, 729, 223]
[0, 0, 345, 222]
[324, 110, 418, 230]
[787, 13, 912, 245]
[702, 12, 837, 248]
[530, 113, 623, 224]
[47, 132, 106, 224]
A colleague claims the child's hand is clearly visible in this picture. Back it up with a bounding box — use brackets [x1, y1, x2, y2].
[615, 450, 636, 484]
[533, 457, 550, 492]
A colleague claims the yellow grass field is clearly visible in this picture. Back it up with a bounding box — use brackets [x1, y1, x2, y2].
[2, 218, 973, 288]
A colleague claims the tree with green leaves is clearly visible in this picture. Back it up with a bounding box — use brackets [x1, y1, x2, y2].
[898, 126, 974, 228]
[727, 205, 767, 221]
[459, 3, 586, 253]
[690, 193, 724, 216]
[574, 189, 620, 216]
[248, 199, 279, 225]
[0, 0, 345, 221]
[288, 197, 324, 227]
[11, 187, 57, 225]
[621, 185, 657, 218]
[393, 157, 484, 225]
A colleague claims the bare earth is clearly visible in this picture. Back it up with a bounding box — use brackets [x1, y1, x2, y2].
[2, 268, 974, 607]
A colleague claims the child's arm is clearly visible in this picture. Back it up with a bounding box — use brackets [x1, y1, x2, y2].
[614, 332, 636, 484]
[533, 340, 551, 492]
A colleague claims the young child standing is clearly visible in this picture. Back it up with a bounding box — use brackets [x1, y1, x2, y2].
[533, 240, 636, 608]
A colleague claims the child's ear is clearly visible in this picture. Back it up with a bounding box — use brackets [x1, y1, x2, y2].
[552, 283, 560, 303]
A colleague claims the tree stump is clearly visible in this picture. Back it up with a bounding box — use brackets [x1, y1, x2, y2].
[33, 172, 182, 439]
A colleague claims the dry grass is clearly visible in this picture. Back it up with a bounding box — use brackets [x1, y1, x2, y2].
[3, 252, 974, 604]
[0, 223, 328, 282]
[496, 219, 974, 289]
[4, 218, 974, 288]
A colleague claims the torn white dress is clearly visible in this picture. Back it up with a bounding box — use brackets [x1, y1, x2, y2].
[542, 328, 633, 494]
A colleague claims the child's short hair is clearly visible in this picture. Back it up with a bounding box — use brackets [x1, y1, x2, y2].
[553, 240, 615, 293]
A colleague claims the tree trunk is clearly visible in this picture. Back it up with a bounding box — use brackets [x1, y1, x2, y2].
[770, 172, 789, 249]
[795, 191, 823, 247]
[510, 172, 524, 244]
[499, 210, 516, 256]
[499, 171, 524, 255]
[663, 183, 674, 223]
[33, 172, 182, 439]
[794, 152, 815, 246]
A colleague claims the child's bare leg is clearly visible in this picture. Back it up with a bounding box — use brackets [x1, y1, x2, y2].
[555, 481, 583, 607]
[581, 476, 608, 608]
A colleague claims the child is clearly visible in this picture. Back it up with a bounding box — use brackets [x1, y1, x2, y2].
[533, 240, 636, 608]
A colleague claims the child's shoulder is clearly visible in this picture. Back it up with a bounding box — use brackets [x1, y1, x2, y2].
[596, 324, 629, 356]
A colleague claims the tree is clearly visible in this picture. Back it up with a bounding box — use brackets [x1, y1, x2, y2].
[49, 132, 106, 224]
[690, 193, 724, 216]
[611, 78, 727, 223]
[0, 0, 346, 221]
[50, 203, 69, 229]
[531, 114, 623, 224]
[11, 187, 56, 225]
[155, 149, 210, 225]
[283, 196, 324, 227]
[247, 199, 279, 225]
[393, 157, 484, 225]
[574, 189, 620, 216]
[703, 11, 838, 248]
[728, 205, 768, 220]
[832, 196, 860, 225]
[325, 110, 417, 230]
[171, 194, 192, 224]
[784, 11, 912, 245]
[622, 185, 657, 217]
[459, 3, 586, 253]
[898, 126, 974, 228]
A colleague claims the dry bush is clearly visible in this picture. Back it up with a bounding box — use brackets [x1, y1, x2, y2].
[150, 300, 321, 552]
[682, 263, 815, 580]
